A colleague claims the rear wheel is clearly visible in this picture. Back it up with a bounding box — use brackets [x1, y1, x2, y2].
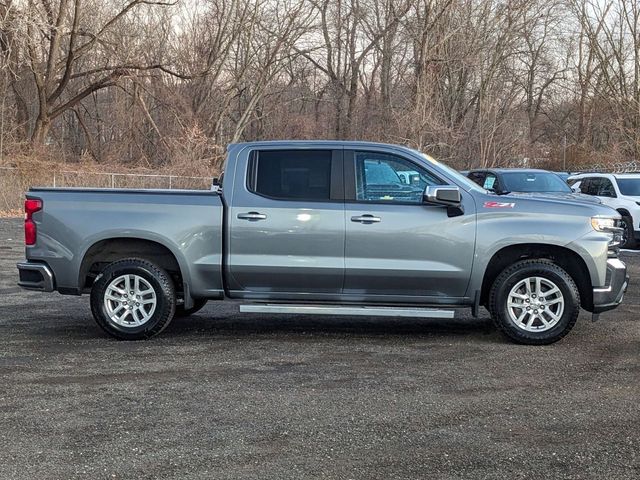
[489, 259, 580, 345]
[90, 258, 176, 340]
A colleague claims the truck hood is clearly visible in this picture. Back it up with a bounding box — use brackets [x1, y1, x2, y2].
[505, 191, 602, 204]
[479, 192, 619, 218]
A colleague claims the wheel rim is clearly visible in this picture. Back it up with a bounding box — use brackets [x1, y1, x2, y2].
[506, 276, 564, 332]
[104, 274, 157, 327]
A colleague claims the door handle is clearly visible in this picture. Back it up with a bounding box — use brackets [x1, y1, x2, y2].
[351, 214, 381, 224]
[237, 212, 267, 221]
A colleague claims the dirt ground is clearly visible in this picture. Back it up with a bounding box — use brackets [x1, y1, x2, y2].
[1, 217, 638, 479]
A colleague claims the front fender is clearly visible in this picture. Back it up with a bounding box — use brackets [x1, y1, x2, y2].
[468, 209, 608, 293]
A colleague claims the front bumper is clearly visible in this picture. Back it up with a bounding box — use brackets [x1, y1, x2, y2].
[17, 262, 55, 292]
[592, 258, 628, 313]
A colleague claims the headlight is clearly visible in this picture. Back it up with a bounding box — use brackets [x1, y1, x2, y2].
[591, 217, 616, 232]
[591, 216, 623, 248]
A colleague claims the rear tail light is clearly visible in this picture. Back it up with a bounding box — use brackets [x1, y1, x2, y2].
[24, 198, 42, 246]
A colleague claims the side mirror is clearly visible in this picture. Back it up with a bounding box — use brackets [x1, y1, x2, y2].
[424, 185, 462, 206]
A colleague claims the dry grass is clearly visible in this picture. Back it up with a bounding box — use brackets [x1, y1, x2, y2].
[0, 209, 22, 218]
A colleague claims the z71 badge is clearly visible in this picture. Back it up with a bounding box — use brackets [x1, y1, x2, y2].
[483, 201, 516, 208]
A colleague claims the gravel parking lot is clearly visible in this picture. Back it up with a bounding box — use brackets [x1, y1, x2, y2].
[1, 217, 639, 479]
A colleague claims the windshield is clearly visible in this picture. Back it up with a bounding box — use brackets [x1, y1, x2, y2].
[500, 172, 571, 193]
[417, 152, 485, 192]
[616, 178, 640, 196]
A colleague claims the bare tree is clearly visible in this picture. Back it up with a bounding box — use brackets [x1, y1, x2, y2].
[3, 0, 640, 172]
[13, 0, 182, 145]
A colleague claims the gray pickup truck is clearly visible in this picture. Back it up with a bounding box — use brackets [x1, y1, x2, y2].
[17, 141, 629, 344]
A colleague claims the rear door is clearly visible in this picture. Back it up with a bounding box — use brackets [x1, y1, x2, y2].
[343, 149, 476, 300]
[226, 148, 345, 296]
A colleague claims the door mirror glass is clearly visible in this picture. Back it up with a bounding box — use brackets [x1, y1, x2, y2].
[424, 185, 462, 206]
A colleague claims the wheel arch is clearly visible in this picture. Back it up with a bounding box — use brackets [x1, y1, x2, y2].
[480, 243, 593, 311]
[78, 236, 190, 297]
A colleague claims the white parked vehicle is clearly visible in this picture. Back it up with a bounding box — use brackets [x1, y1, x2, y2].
[568, 173, 640, 248]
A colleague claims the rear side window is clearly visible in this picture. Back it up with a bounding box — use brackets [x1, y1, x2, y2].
[248, 150, 333, 200]
[583, 177, 600, 195]
[578, 178, 592, 194]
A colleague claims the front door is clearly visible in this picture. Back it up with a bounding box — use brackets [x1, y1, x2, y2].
[226, 148, 345, 296]
[343, 150, 476, 300]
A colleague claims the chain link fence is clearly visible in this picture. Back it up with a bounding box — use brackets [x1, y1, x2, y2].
[0, 166, 215, 214]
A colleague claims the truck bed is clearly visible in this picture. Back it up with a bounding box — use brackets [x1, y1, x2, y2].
[24, 187, 225, 299]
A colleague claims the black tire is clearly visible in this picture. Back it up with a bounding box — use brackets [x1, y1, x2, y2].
[620, 215, 637, 249]
[90, 258, 176, 340]
[488, 259, 580, 345]
[174, 298, 208, 318]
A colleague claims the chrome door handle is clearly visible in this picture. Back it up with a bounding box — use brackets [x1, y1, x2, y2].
[237, 212, 267, 221]
[351, 214, 381, 224]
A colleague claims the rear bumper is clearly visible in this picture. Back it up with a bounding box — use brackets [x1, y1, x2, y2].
[17, 261, 55, 292]
[592, 258, 628, 313]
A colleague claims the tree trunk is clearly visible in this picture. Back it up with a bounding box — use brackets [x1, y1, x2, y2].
[31, 114, 51, 145]
[11, 83, 30, 140]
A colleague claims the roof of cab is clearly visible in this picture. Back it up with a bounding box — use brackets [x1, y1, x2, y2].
[228, 140, 424, 156]
[614, 173, 640, 179]
[568, 172, 636, 179]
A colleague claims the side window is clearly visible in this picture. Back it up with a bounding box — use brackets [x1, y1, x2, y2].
[598, 178, 616, 197]
[580, 178, 593, 195]
[467, 171, 486, 187]
[587, 178, 603, 196]
[483, 173, 498, 190]
[354, 151, 443, 203]
[568, 179, 580, 192]
[248, 150, 333, 201]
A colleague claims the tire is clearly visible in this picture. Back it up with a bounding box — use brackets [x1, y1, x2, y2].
[174, 298, 208, 318]
[619, 215, 636, 249]
[90, 258, 176, 340]
[488, 259, 580, 345]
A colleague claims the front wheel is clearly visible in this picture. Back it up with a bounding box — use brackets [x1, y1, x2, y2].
[90, 258, 176, 340]
[619, 215, 637, 249]
[489, 259, 580, 345]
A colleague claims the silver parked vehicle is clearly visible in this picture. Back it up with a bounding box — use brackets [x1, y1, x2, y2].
[17, 141, 628, 344]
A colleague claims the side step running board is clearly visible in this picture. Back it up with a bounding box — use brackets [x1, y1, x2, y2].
[239, 304, 455, 319]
